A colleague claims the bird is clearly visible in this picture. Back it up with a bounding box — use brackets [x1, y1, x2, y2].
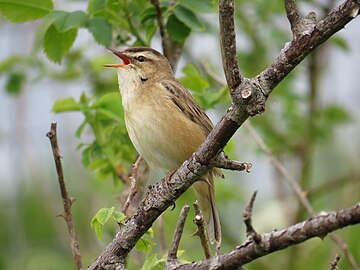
[105, 47, 222, 245]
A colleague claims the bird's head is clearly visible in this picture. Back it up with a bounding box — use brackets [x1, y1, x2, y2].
[104, 47, 173, 81]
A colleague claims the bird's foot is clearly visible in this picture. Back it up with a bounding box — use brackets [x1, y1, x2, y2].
[164, 169, 178, 210]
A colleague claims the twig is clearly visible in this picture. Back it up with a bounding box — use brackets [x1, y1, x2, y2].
[212, 152, 252, 173]
[284, 0, 301, 33]
[151, 0, 171, 64]
[193, 202, 212, 259]
[46, 123, 83, 270]
[244, 122, 314, 215]
[329, 254, 341, 270]
[122, 156, 144, 216]
[219, 0, 243, 93]
[243, 191, 261, 243]
[202, 61, 226, 86]
[245, 121, 360, 270]
[176, 202, 360, 269]
[329, 234, 359, 270]
[168, 205, 190, 260]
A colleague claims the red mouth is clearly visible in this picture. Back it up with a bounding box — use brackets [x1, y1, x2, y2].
[104, 48, 131, 68]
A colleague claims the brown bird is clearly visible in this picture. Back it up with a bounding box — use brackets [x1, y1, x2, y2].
[105, 47, 222, 245]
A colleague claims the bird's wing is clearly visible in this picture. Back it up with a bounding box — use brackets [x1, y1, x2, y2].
[161, 80, 213, 135]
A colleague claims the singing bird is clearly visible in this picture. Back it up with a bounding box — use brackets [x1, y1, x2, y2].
[105, 47, 222, 245]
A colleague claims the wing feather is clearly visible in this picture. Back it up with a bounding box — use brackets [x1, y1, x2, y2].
[161, 80, 213, 135]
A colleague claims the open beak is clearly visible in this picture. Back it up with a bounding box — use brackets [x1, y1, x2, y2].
[104, 48, 131, 68]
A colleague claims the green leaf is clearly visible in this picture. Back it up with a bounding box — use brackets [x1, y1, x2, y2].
[0, 0, 53, 23]
[145, 228, 154, 238]
[88, 0, 105, 15]
[135, 236, 155, 254]
[94, 92, 123, 122]
[87, 17, 112, 46]
[50, 10, 87, 32]
[140, 6, 156, 24]
[141, 253, 159, 270]
[43, 24, 77, 63]
[52, 97, 81, 112]
[178, 64, 209, 92]
[5, 72, 26, 95]
[75, 120, 87, 138]
[322, 105, 351, 124]
[178, 0, 214, 13]
[88, 158, 109, 170]
[167, 14, 191, 42]
[144, 22, 157, 45]
[112, 211, 126, 223]
[0, 56, 22, 74]
[93, 207, 115, 225]
[91, 219, 103, 239]
[90, 207, 116, 239]
[173, 5, 204, 31]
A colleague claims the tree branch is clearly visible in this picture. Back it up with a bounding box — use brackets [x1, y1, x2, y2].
[193, 202, 212, 259]
[121, 156, 149, 217]
[150, 0, 170, 61]
[245, 122, 360, 270]
[46, 123, 83, 270]
[329, 254, 341, 270]
[219, 0, 243, 93]
[168, 205, 190, 261]
[176, 203, 360, 270]
[88, 0, 360, 268]
[243, 191, 261, 243]
[259, 0, 360, 95]
[211, 152, 252, 173]
[244, 122, 314, 215]
[284, 0, 301, 33]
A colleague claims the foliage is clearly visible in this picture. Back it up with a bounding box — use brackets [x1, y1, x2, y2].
[90, 207, 125, 239]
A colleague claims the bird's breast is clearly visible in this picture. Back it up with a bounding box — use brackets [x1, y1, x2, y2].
[124, 94, 206, 170]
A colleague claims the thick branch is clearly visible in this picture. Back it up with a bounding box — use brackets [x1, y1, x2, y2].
[46, 123, 82, 270]
[176, 203, 360, 270]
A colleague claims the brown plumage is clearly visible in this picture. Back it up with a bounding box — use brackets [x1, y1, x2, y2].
[105, 47, 222, 245]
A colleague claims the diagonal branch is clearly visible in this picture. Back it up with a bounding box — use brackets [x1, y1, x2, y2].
[176, 203, 360, 270]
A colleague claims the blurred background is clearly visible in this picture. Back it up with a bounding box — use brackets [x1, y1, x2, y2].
[0, 0, 359, 269]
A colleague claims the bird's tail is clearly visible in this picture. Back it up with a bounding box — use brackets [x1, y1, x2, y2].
[193, 169, 222, 245]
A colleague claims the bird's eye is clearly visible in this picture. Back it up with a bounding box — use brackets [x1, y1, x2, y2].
[136, 56, 145, 62]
